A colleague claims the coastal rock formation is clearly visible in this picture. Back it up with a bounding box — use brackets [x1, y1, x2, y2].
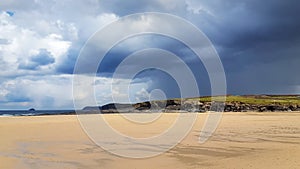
[83, 97, 300, 113]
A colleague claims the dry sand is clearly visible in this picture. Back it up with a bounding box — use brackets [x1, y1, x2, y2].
[0, 112, 300, 169]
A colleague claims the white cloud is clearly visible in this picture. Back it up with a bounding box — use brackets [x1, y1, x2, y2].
[0, 6, 118, 76]
[0, 75, 73, 109]
[72, 75, 153, 109]
[134, 88, 150, 102]
[0, 74, 152, 109]
[0, 2, 122, 109]
[0, 12, 71, 77]
[185, 0, 214, 16]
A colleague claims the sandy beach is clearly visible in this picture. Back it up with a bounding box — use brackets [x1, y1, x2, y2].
[1, 112, 300, 169]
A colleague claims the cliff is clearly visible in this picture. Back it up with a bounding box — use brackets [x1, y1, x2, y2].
[82, 95, 300, 113]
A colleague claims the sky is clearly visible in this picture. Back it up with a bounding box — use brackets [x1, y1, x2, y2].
[0, 0, 299, 109]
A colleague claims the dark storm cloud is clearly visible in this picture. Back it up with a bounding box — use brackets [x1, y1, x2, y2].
[62, 0, 300, 95]
[67, 34, 196, 76]
[94, 34, 212, 96]
[180, 0, 300, 94]
[195, 0, 300, 59]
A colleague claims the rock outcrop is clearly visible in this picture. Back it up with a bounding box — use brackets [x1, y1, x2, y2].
[83, 99, 300, 113]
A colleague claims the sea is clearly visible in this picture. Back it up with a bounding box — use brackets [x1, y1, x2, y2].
[0, 110, 76, 117]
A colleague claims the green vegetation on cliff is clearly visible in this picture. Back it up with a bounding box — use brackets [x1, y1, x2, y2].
[197, 95, 300, 105]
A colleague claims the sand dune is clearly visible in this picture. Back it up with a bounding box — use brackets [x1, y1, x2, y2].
[1, 112, 300, 169]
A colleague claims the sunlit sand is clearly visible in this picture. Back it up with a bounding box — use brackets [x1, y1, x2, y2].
[1, 112, 300, 169]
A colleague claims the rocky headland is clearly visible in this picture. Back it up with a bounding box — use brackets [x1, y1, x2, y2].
[82, 95, 300, 113]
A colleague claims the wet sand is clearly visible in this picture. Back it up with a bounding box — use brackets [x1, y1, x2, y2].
[0, 112, 300, 169]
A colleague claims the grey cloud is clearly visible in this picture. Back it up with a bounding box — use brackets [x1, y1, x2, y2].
[30, 49, 55, 65]
[55, 45, 79, 74]
[0, 38, 10, 45]
[182, 0, 300, 94]
[98, 0, 187, 16]
[18, 62, 39, 70]
[18, 49, 55, 70]
[4, 93, 32, 103]
[34, 1, 300, 95]
[192, 0, 300, 56]
[0, 0, 38, 11]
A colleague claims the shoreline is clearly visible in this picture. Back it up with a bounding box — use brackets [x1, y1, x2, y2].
[2, 95, 300, 117]
[1, 110, 300, 117]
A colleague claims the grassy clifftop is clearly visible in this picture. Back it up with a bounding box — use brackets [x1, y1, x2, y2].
[197, 95, 300, 105]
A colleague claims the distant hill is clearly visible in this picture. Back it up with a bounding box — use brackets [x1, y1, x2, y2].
[82, 95, 300, 113]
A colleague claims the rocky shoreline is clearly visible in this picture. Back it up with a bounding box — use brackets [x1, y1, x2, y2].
[83, 98, 300, 113]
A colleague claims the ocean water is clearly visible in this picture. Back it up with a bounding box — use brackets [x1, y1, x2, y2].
[0, 110, 76, 116]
